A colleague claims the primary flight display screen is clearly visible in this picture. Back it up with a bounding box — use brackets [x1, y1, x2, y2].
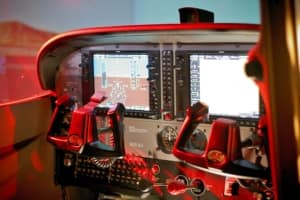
[93, 53, 150, 111]
[190, 54, 259, 119]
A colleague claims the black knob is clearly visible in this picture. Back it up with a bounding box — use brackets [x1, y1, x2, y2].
[245, 58, 263, 81]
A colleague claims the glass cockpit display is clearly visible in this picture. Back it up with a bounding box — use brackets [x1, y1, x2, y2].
[190, 54, 260, 120]
[93, 54, 150, 111]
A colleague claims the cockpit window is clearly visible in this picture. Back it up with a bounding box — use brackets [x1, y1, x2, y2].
[0, 21, 56, 105]
[0, 0, 260, 106]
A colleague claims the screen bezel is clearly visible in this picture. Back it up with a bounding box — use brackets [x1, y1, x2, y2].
[89, 50, 158, 118]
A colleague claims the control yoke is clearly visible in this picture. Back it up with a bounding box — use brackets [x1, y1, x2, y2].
[173, 102, 269, 178]
[47, 92, 126, 158]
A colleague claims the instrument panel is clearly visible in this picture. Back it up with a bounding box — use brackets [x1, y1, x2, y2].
[56, 43, 261, 123]
[39, 24, 272, 199]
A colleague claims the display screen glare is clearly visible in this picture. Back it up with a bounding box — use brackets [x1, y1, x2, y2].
[190, 54, 259, 118]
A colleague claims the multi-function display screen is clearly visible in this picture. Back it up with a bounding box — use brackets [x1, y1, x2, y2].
[190, 54, 259, 119]
[93, 53, 149, 111]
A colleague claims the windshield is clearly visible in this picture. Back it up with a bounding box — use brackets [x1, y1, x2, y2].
[0, 0, 260, 106]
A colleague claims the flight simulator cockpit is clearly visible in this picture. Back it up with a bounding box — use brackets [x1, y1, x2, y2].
[36, 9, 272, 199]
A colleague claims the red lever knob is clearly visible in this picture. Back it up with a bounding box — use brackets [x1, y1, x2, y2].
[167, 181, 187, 195]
